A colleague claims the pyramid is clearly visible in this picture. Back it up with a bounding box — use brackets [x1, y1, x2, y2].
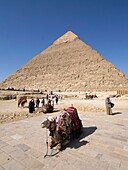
[1, 31, 128, 91]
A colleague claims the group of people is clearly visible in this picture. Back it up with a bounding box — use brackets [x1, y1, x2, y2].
[29, 94, 113, 115]
[28, 94, 61, 113]
[46, 94, 60, 104]
[29, 97, 45, 113]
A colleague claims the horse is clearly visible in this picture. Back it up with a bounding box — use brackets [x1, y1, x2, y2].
[41, 106, 82, 151]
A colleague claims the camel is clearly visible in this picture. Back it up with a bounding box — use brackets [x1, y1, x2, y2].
[42, 100, 54, 113]
[41, 106, 82, 151]
[18, 96, 27, 108]
[85, 93, 98, 99]
[20, 99, 27, 108]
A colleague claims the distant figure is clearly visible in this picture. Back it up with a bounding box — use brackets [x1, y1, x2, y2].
[41, 97, 45, 107]
[59, 95, 62, 101]
[48, 98, 51, 105]
[51, 100, 54, 107]
[36, 98, 40, 107]
[105, 97, 113, 115]
[29, 99, 35, 113]
[46, 94, 49, 101]
[55, 95, 59, 104]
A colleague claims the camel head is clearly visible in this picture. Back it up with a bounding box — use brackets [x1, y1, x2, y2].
[41, 116, 57, 131]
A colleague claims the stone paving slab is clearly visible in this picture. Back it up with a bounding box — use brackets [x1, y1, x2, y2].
[0, 110, 128, 170]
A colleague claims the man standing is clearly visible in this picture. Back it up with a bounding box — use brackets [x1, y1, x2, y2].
[36, 98, 40, 108]
[55, 95, 59, 104]
[105, 97, 112, 115]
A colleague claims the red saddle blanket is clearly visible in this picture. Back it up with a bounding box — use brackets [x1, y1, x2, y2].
[56, 107, 82, 141]
[66, 107, 82, 131]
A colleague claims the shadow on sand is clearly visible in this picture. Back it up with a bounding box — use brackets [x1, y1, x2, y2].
[112, 112, 122, 115]
[64, 126, 97, 150]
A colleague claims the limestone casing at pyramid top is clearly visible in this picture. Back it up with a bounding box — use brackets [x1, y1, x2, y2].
[53, 31, 79, 45]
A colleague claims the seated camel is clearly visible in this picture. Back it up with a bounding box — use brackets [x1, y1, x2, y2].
[41, 106, 82, 151]
[42, 103, 54, 113]
[42, 99, 54, 113]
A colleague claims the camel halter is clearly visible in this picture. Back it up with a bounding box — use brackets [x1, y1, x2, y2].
[44, 126, 60, 158]
[44, 128, 49, 158]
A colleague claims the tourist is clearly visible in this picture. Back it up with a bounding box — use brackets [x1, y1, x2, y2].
[105, 97, 114, 115]
[55, 95, 59, 104]
[36, 98, 40, 108]
[29, 99, 35, 113]
[41, 97, 45, 107]
[46, 94, 49, 101]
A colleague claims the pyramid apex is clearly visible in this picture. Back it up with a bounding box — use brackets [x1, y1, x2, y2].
[53, 31, 79, 45]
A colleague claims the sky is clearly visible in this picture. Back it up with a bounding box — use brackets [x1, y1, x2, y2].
[0, 0, 128, 83]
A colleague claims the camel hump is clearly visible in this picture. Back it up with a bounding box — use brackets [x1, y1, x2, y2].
[65, 106, 82, 131]
[56, 107, 82, 140]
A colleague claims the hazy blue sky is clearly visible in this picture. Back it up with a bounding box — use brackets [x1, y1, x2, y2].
[0, 0, 128, 83]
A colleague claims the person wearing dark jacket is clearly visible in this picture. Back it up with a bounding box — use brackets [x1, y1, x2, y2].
[29, 99, 35, 113]
[55, 95, 58, 104]
[36, 98, 40, 108]
[41, 97, 45, 107]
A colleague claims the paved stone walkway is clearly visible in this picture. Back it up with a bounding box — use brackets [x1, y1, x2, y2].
[0, 110, 128, 170]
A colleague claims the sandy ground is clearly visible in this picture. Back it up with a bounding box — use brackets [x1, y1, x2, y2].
[0, 95, 128, 124]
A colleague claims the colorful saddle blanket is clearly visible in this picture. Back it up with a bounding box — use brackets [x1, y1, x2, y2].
[56, 107, 82, 141]
[66, 107, 82, 131]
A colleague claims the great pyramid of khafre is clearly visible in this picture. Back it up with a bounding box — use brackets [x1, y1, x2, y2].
[1, 31, 128, 91]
